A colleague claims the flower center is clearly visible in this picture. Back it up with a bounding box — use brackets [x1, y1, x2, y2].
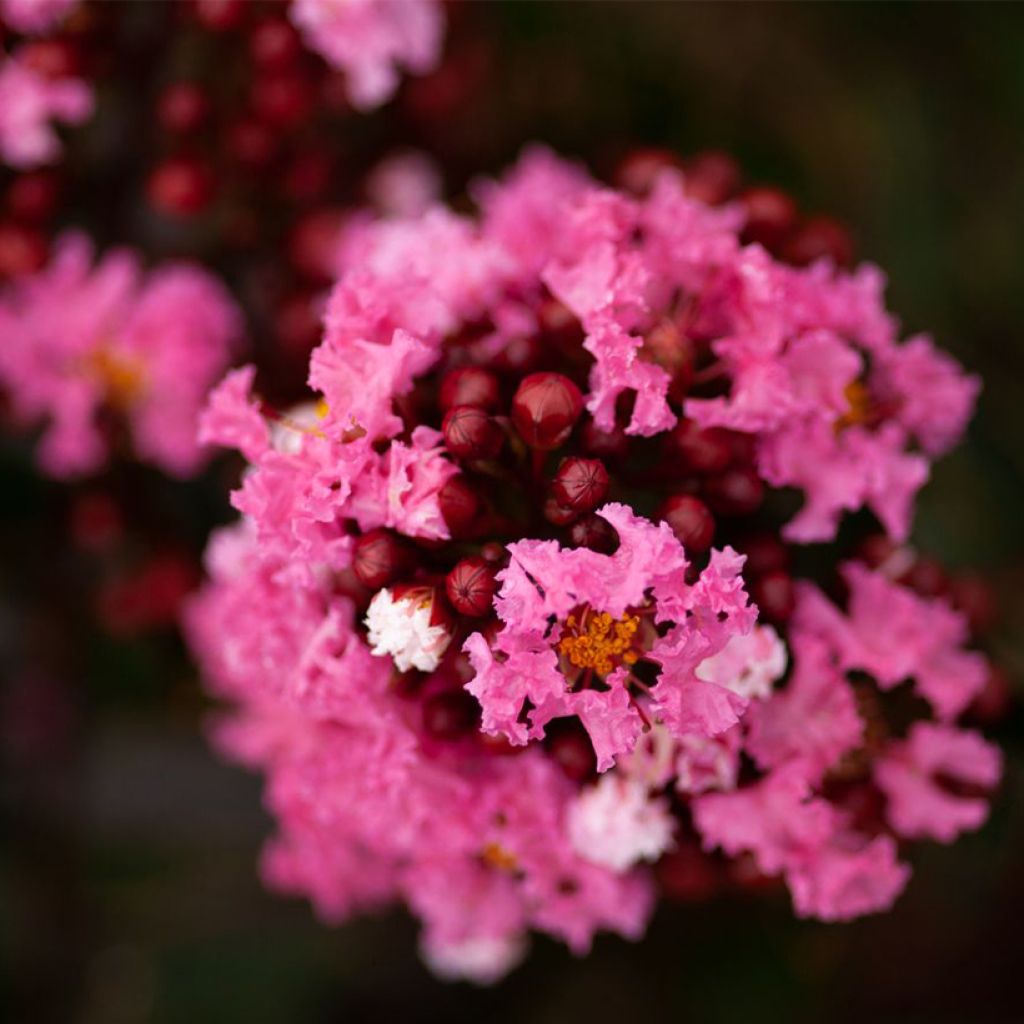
[835, 379, 873, 433]
[558, 605, 641, 678]
[87, 347, 146, 409]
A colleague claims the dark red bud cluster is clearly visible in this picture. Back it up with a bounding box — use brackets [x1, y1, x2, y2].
[352, 529, 408, 590]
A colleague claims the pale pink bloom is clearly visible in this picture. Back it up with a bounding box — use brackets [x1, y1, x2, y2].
[289, 0, 444, 110]
[567, 775, 675, 872]
[0, 49, 92, 168]
[875, 722, 1002, 843]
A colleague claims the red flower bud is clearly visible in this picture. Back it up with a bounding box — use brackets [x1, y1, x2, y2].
[544, 718, 597, 782]
[439, 367, 500, 412]
[666, 419, 732, 475]
[568, 514, 619, 554]
[352, 529, 407, 590]
[6, 170, 60, 223]
[551, 457, 609, 513]
[641, 319, 695, 400]
[683, 150, 741, 206]
[782, 215, 854, 269]
[146, 157, 214, 218]
[442, 405, 503, 461]
[580, 419, 629, 460]
[657, 495, 715, 552]
[511, 372, 583, 451]
[543, 497, 578, 526]
[445, 557, 497, 617]
[736, 533, 790, 576]
[740, 186, 798, 251]
[704, 467, 764, 517]
[439, 475, 480, 538]
[422, 690, 480, 740]
[157, 82, 210, 135]
[248, 16, 301, 69]
[750, 570, 795, 624]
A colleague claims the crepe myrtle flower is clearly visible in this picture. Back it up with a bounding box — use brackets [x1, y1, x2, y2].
[190, 147, 1002, 981]
[0, 232, 241, 477]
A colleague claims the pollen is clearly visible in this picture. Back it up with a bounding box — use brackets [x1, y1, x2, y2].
[87, 348, 146, 409]
[835, 379, 872, 433]
[558, 608, 641, 677]
[481, 842, 519, 873]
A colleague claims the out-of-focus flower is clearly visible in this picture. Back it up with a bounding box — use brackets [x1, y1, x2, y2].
[0, 232, 241, 477]
[0, 47, 92, 168]
[289, 0, 445, 110]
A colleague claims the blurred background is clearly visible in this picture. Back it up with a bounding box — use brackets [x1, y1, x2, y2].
[2, 2, 1023, 1021]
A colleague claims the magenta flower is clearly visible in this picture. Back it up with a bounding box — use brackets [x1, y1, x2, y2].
[189, 149, 1001, 980]
[0, 233, 241, 477]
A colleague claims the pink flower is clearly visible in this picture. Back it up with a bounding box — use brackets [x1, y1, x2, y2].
[795, 563, 987, 720]
[464, 503, 754, 769]
[875, 722, 1002, 842]
[746, 631, 863, 783]
[0, 48, 92, 168]
[289, 0, 445, 110]
[0, 233, 240, 477]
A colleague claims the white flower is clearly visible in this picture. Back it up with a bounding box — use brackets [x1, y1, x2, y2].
[365, 587, 451, 672]
[695, 624, 787, 701]
[567, 775, 675, 872]
[422, 933, 528, 985]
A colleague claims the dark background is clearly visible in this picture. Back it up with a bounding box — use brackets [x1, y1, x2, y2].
[3, 3, 1023, 1021]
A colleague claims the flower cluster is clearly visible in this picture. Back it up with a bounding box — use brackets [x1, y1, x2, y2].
[0, 232, 241, 477]
[188, 148, 1000, 981]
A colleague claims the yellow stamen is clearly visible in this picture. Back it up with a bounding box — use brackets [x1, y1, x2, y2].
[558, 609, 641, 677]
[481, 842, 519, 873]
[87, 348, 146, 409]
[835, 380, 872, 433]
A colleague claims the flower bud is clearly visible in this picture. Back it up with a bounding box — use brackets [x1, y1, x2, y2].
[365, 585, 453, 672]
[439, 475, 480, 538]
[749, 570, 795, 624]
[657, 495, 715, 552]
[551, 457, 609, 513]
[442, 405, 503, 461]
[683, 150, 741, 206]
[543, 497, 578, 526]
[740, 186, 798, 251]
[704, 467, 764, 517]
[353, 529, 407, 590]
[568, 514, 618, 554]
[782, 215, 854, 268]
[666, 419, 732, 475]
[641, 319, 695, 400]
[439, 367, 500, 412]
[511, 372, 583, 451]
[422, 690, 480, 740]
[445, 557, 497, 618]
